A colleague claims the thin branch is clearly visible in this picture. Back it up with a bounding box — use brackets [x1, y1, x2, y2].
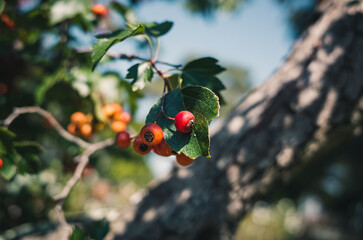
[52, 138, 114, 239]
[75, 47, 182, 68]
[1, 106, 115, 239]
[151, 61, 172, 92]
[53, 138, 114, 202]
[2, 106, 90, 148]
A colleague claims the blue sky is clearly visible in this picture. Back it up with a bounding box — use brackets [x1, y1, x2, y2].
[134, 0, 294, 85]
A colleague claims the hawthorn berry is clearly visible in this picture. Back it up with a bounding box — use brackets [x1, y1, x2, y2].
[140, 123, 163, 146]
[114, 111, 131, 123]
[71, 112, 88, 126]
[92, 3, 108, 16]
[133, 135, 152, 155]
[116, 131, 131, 148]
[175, 111, 195, 133]
[67, 123, 77, 135]
[0, 158, 3, 168]
[153, 138, 174, 157]
[176, 153, 195, 166]
[102, 103, 123, 119]
[111, 121, 127, 132]
[80, 123, 92, 138]
[102, 104, 116, 118]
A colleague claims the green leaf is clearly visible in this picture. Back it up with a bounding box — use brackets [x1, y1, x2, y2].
[143, 21, 173, 37]
[86, 220, 110, 240]
[126, 62, 154, 91]
[0, 0, 5, 15]
[0, 127, 18, 179]
[0, 126, 16, 140]
[91, 25, 145, 71]
[69, 226, 87, 240]
[146, 86, 219, 158]
[0, 127, 16, 156]
[0, 156, 17, 180]
[168, 74, 181, 90]
[181, 57, 226, 104]
[14, 141, 44, 155]
[50, 0, 91, 25]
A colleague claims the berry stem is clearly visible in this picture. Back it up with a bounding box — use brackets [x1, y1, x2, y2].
[143, 34, 154, 60]
[75, 48, 183, 68]
[151, 61, 172, 92]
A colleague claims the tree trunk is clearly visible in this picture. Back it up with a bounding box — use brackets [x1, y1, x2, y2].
[113, 1, 363, 239]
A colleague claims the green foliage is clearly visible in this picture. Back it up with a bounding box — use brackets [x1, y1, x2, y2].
[92, 25, 145, 71]
[181, 57, 226, 103]
[0, 127, 44, 179]
[143, 21, 174, 37]
[0, 0, 5, 15]
[69, 226, 88, 240]
[126, 62, 154, 91]
[0, 0, 227, 234]
[168, 74, 182, 90]
[146, 86, 219, 158]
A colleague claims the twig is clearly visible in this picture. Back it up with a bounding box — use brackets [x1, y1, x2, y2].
[151, 61, 172, 92]
[53, 138, 114, 202]
[75, 48, 182, 68]
[2, 106, 90, 148]
[1, 106, 115, 239]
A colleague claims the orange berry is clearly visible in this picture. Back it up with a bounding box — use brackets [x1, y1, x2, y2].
[102, 104, 116, 118]
[116, 131, 131, 148]
[140, 123, 163, 146]
[120, 112, 131, 123]
[92, 3, 108, 16]
[111, 121, 127, 132]
[153, 138, 174, 157]
[1, 14, 15, 28]
[176, 153, 195, 166]
[114, 111, 131, 123]
[67, 123, 78, 135]
[71, 112, 88, 126]
[80, 123, 92, 137]
[133, 135, 152, 155]
[112, 103, 123, 114]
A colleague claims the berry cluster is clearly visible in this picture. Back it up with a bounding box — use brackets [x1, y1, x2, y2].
[115, 111, 196, 167]
[102, 103, 131, 132]
[67, 112, 93, 138]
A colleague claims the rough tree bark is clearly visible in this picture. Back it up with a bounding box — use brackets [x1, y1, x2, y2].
[111, 1, 363, 239]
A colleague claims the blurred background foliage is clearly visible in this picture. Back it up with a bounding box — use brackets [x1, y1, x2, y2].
[0, 0, 362, 239]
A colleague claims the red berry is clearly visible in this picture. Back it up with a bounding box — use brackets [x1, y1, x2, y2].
[0, 158, 3, 168]
[176, 153, 195, 166]
[175, 111, 195, 133]
[140, 123, 163, 146]
[116, 131, 131, 148]
[133, 135, 152, 155]
[153, 138, 174, 157]
[92, 4, 108, 16]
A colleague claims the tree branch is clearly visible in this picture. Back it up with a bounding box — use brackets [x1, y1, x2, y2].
[1, 106, 115, 240]
[2, 106, 90, 148]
